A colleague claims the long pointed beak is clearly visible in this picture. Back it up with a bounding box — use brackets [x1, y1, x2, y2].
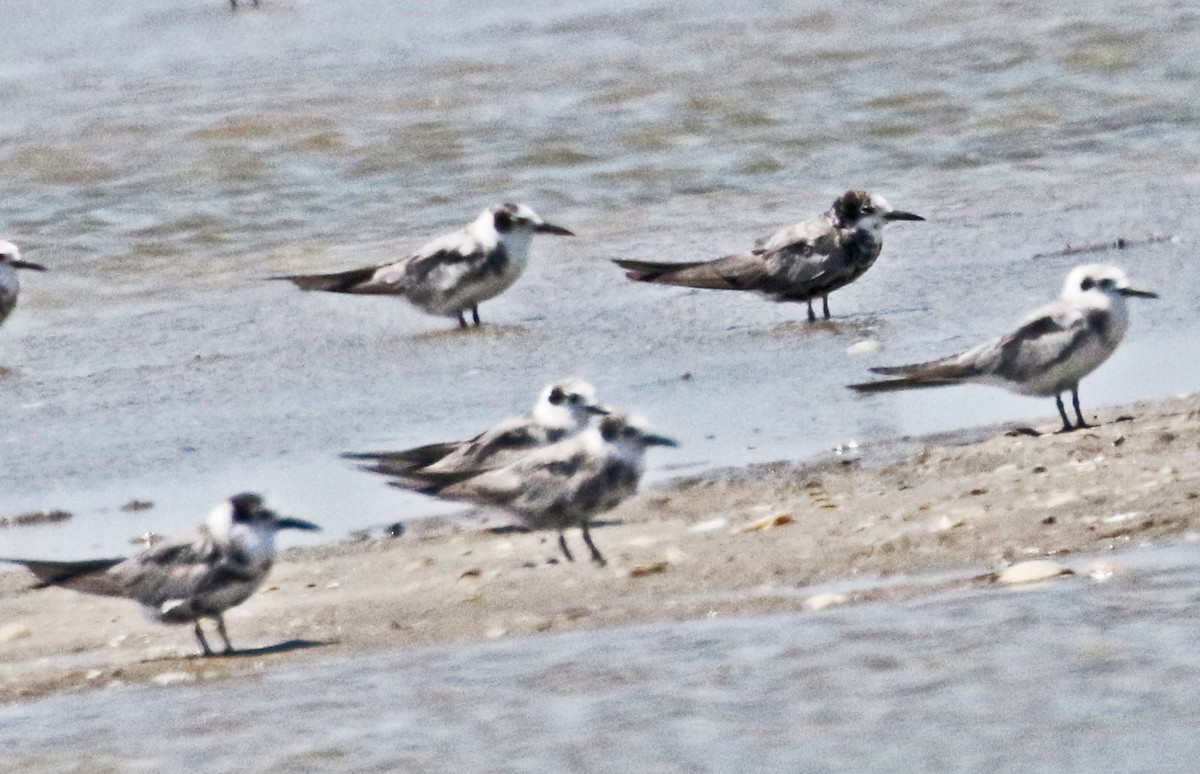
[273, 515, 322, 532]
[586, 403, 612, 416]
[643, 433, 679, 448]
[535, 222, 575, 236]
[884, 211, 925, 222]
[1119, 287, 1158, 299]
[11, 260, 47, 271]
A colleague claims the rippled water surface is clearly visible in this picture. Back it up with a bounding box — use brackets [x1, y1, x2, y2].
[4, 545, 1200, 771]
[1, 0, 1198, 553]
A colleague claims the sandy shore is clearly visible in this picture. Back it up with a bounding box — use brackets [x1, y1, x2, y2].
[3, 394, 1199, 703]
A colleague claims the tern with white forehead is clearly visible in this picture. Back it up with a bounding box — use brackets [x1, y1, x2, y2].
[850, 264, 1157, 432]
[0, 240, 47, 330]
[399, 413, 676, 566]
[275, 203, 573, 329]
[345, 378, 609, 481]
[614, 191, 923, 322]
[0, 493, 320, 656]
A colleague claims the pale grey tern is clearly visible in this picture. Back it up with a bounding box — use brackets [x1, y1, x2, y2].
[0, 240, 46, 330]
[399, 413, 676, 566]
[345, 378, 609, 480]
[850, 264, 1157, 432]
[1, 493, 320, 656]
[275, 203, 573, 328]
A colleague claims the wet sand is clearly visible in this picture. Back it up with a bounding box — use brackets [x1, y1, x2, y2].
[3, 393, 1199, 703]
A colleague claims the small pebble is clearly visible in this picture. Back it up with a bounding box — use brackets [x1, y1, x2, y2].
[625, 560, 670, 578]
[739, 513, 792, 533]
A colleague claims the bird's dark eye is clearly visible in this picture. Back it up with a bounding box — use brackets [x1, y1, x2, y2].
[548, 387, 566, 405]
[1098, 277, 1116, 290]
[494, 212, 514, 232]
[624, 427, 638, 438]
[599, 418, 620, 441]
[1080, 278, 1095, 291]
[568, 393, 582, 405]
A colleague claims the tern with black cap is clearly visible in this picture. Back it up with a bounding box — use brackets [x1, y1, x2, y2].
[615, 191, 923, 322]
[1, 493, 320, 656]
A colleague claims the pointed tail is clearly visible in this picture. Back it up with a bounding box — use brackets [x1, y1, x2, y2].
[1, 557, 126, 594]
[269, 265, 381, 294]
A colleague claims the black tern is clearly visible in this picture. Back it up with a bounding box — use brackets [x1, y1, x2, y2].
[400, 413, 676, 566]
[0, 493, 320, 656]
[614, 191, 923, 321]
[275, 203, 573, 328]
[344, 378, 609, 480]
[850, 264, 1157, 432]
[0, 240, 46, 330]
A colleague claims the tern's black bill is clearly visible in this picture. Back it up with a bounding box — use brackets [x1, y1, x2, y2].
[644, 434, 679, 448]
[11, 260, 47, 271]
[586, 404, 612, 415]
[535, 222, 575, 236]
[1118, 287, 1158, 299]
[883, 211, 925, 222]
[274, 516, 322, 531]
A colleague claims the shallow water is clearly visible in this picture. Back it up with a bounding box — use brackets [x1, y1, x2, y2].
[2, 0, 1199, 555]
[4, 543, 1200, 772]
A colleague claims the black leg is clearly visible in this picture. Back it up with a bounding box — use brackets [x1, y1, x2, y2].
[471, 306, 481, 326]
[194, 622, 215, 657]
[1054, 393, 1073, 432]
[457, 311, 468, 328]
[806, 301, 816, 322]
[216, 615, 235, 655]
[581, 522, 607, 566]
[557, 532, 575, 562]
[822, 295, 830, 319]
[1071, 386, 1091, 429]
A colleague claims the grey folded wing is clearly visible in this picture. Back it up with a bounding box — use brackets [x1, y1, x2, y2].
[614, 251, 775, 291]
[110, 534, 244, 610]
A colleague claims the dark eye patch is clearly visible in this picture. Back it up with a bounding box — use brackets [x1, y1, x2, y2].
[1099, 277, 1116, 290]
[548, 387, 566, 405]
[1080, 277, 1096, 291]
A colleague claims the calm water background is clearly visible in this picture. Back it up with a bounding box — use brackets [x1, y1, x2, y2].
[5, 544, 1200, 771]
[1, 0, 1198, 554]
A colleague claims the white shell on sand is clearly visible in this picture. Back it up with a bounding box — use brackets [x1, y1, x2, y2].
[846, 340, 882, 355]
[804, 593, 850, 611]
[997, 560, 1073, 586]
[0, 623, 31, 643]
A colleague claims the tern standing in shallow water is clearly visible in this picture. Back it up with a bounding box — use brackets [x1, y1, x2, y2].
[400, 414, 676, 566]
[614, 191, 923, 321]
[344, 378, 609, 480]
[0, 240, 46, 330]
[1, 494, 320, 656]
[275, 203, 573, 328]
[849, 264, 1157, 432]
